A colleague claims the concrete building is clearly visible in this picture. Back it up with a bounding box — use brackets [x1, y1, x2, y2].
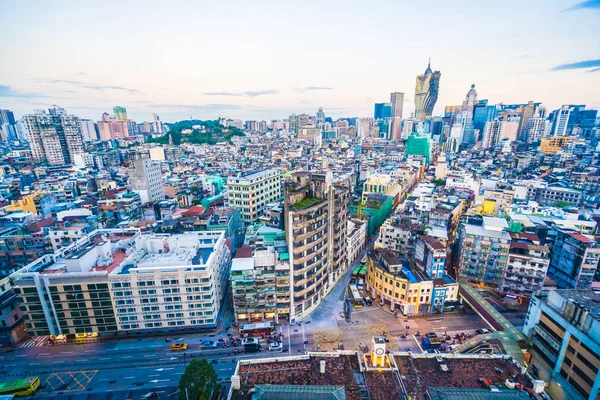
[361, 173, 401, 203]
[347, 219, 367, 265]
[548, 230, 600, 290]
[552, 105, 571, 137]
[0, 277, 27, 346]
[231, 231, 290, 323]
[79, 119, 98, 142]
[390, 92, 404, 140]
[108, 231, 231, 331]
[98, 113, 130, 141]
[458, 217, 511, 288]
[540, 136, 583, 154]
[503, 233, 550, 296]
[23, 107, 84, 166]
[523, 290, 600, 400]
[113, 106, 127, 121]
[414, 60, 441, 122]
[285, 171, 349, 321]
[226, 169, 281, 224]
[414, 235, 446, 279]
[129, 158, 164, 204]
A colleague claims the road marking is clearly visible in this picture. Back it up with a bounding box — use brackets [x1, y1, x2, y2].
[123, 376, 135, 379]
[148, 374, 160, 377]
[15, 354, 28, 357]
[121, 356, 133, 359]
[100, 357, 111, 360]
[144, 354, 154, 357]
[129, 346, 140, 349]
[155, 367, 174, 372]
[29, 362, 41, 365]
[38, 353, 50, 356]
[60, 351, 74, 354]
[76, 359, 86, 362]
[412, 335, 424, 353]
[53, 360, 65, 364]
[83, 350, 96, 353]
[219, 368, 230, 371]
[149, 379, 170, 383]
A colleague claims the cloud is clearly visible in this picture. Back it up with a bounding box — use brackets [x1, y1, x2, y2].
[0, 84, 49, 99]
[590, 67, 600, 72]
[551, 59, 600, 72]
[567, 0, 600, 10]
[296, 86, 334, 92]
[41, 79, 143, 95]
[203, 89, 279, 98]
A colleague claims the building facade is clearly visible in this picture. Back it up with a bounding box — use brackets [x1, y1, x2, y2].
[226, 169, 282, 224]
[523, 290, 600, 400]
[414, 61, 441, 122]
[548, 230, 600, 290]
[129, 158, 165, 204]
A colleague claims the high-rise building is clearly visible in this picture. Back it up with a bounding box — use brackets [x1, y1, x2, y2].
[374, 103, 392, 119]
[80, 119, 98, 142]
[23, 107, 84, 166]
[0, 109, 18, 141]
[113, 106, 128, 120]
[316, 107, 325, 125]
[152, 113, 163, 134]
[481, 119, 502, 149]
[524, 117, 551, 143]
[98, 113, 130, 140]
[285, 171, 349, 321]
[517, 101, 536, 139]
[405, 124, 432, 165]
[460, 84, 478, 146]
[414, 60, 441, 122]
[289, 114, 299, 134]
[390, 92, 404, 140]
[548, 229, 600, 290]
[226, 169, 282, 224]
[552, 105, 571, 136]
[523, 290, 600, 400]
[357, 118, 374, 139]
[129, 158, 164, 204]
[458, 217, 511, 288]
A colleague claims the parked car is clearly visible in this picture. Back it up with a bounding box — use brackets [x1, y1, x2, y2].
[269, 342, 283, 351]
[426, 349, 441, 354]
[363, 296, 373, 306]
[475, 328, 491, 335]
[171, 343, 188, 351]
[426, 332, 438, 339]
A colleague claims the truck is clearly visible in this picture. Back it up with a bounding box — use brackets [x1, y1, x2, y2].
[242, 337, 262, 353]
[422, 337, 441, 350]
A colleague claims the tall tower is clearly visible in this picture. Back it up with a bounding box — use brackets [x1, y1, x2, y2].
[414, 59, 441, 122]
[113, 106, 128, 120]
[316, 107, 325, 126]
[461, 84, 478, 146]
[390, 92, 404, 140]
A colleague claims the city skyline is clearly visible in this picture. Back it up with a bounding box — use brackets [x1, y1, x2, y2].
[1, 0, 599, 122]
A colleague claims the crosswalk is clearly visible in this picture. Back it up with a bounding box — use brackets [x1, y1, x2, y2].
[18, 335, 49, 348]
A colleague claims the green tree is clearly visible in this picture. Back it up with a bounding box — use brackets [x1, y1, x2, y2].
[431, 178, 446, 187]
[178, 358, 217, 400]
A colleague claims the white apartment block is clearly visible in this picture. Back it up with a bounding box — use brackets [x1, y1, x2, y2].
[80, 119, 98, 142]
[226, 169, 281, 223]
[347, 219, 367, 264]
[129, 158, 165, 204]
[49, 224, 89, 251]
[109, 231, 231, 331]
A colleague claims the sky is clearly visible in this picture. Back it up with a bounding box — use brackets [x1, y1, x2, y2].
[1, 0, 599, 123]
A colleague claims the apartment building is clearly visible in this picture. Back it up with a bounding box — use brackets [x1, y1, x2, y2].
[503, 233, 550, 296]
[230, 229, 290, 323]
[22, 107, 84, 166]
[0, 277, 27, 346]
[523, 290, 600, 400]
[458, 217, 511, 288]
[226, 169, 281, 224]
[108, 231, 231, 331]
[48, 224, 89, 251]
[0, 234, 46, 278]
[285, 171, 349, 321]
[548, 229, 600, 290]
[129, 158, 165, 204]
[347, 219, 367, 265]
[361, 173, 401, 204]
[414, 235, 446, 279]
[376, 217, 418, 260]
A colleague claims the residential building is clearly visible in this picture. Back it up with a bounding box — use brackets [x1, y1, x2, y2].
[0, 234, 46, 278]
[414, 60, 441, 122]
[98, 113, 130, 140]
[458, 217, 511, 288]
[376, 218, 417, 260]
[129, 158, 165, 204]
[552, 105, 571, 136]
[361, 174, 401, 203]
[347, 219, 367, 264]
[540, 136, 583, 154]
[0, 277, 27, 346]
[405, 128, 432, 165]
[226, 169, 281, 224]
[523, 290, 600, 400]
[390, 92, 404, 140]
[80, 119, 98, 142]
[414, 235, 446, 279]
[231, 230, 290, 323]
[548, 230, 600, 290]
[22, 107, 84, 166]
[503, 233, 550, 296]
[285, 171, 349, 320]
[0, 109, 18, 141]
[49, 224, 90, 251]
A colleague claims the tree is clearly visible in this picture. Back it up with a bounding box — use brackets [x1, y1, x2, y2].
[431, 178, 446, 187]
[178, 358, 217, 400]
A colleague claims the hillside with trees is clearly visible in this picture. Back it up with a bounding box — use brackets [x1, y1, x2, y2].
[146, 120, 245, 145]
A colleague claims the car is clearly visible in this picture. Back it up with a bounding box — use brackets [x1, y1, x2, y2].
[362, 296, 373, 306]
[171, 343, 188, 351]
[426, 349, 441, 354]
[269, 342, 283, 351]
[360, 255, 367, 264]
[201, 340, 218, 349]
[426, 332, 438, 339]
[475, 328, 491, 335]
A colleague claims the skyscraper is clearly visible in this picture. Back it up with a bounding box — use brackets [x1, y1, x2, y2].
[414, 60, 441, 122]
[373, 103, 392, 119]
[152, 113, 163, 134]
[79, 119, 98, 142]
[113, 106, 128, 120]
[460, 84, 478, 146]
[516, 101, 535, 139]
[552, 105, 571, 136]
[390, 92, 404, 140]
[23, 107, 84, 166]
[0, 109, 18, 141]
[316, 107, 325, 125]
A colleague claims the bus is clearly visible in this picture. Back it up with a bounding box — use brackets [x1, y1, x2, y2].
[239, 321, 275, 337]
[348, 284, 363, 308]
[0, 376, 41, 397]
